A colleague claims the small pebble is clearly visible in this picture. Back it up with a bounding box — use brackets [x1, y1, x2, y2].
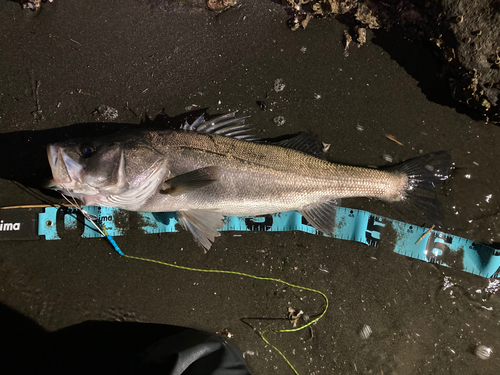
[256, 100, 267, 111]
[359, 324, 372, 339]
[273, 116, 285, 126]
[274, 78, 285, 92]
[475, 345, 493, 360]
[96, 105, 118, 121]
[383, 154, 393, 163]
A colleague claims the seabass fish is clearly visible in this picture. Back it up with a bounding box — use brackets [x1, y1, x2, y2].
[45, 113, 451, 250]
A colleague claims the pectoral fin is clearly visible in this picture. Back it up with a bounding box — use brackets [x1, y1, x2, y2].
[177, 210, 224, 251]
[299, 199, 339, 236]
[160, 166, 220, 196]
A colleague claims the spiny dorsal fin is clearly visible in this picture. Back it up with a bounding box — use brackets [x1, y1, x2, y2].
[277, 133, 325, 159]
[181, 112, 259, 142]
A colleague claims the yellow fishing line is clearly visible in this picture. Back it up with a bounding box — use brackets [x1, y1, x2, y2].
[103, 225, 329, 375]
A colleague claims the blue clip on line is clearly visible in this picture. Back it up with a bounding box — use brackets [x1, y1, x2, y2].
[37, 206, 500, 279]
[103, 230, 123, 256]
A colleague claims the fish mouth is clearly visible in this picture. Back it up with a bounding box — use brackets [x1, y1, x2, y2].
[44, 144, 84, 189]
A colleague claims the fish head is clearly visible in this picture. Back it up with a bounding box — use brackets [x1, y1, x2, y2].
[45, 133, 167, 208]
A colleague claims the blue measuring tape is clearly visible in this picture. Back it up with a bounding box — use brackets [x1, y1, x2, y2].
[34, 206, 500, 279]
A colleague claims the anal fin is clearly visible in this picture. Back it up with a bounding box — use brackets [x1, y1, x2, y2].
[299, 199, 339, 236]
[177, 210, 224, 251]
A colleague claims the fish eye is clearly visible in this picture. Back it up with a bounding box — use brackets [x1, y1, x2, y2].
[81, 145, 95, 158]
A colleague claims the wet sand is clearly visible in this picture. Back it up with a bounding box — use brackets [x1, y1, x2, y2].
[1, 1, 499, 374]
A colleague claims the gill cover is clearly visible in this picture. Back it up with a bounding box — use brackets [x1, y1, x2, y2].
[47, 145, 85, 185]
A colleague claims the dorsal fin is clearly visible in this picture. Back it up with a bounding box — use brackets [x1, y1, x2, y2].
[181, 112, 259, 142]
[277, 133, 325, 159]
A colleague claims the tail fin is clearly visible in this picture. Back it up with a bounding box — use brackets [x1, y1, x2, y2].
[388, 151, 452, 226]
